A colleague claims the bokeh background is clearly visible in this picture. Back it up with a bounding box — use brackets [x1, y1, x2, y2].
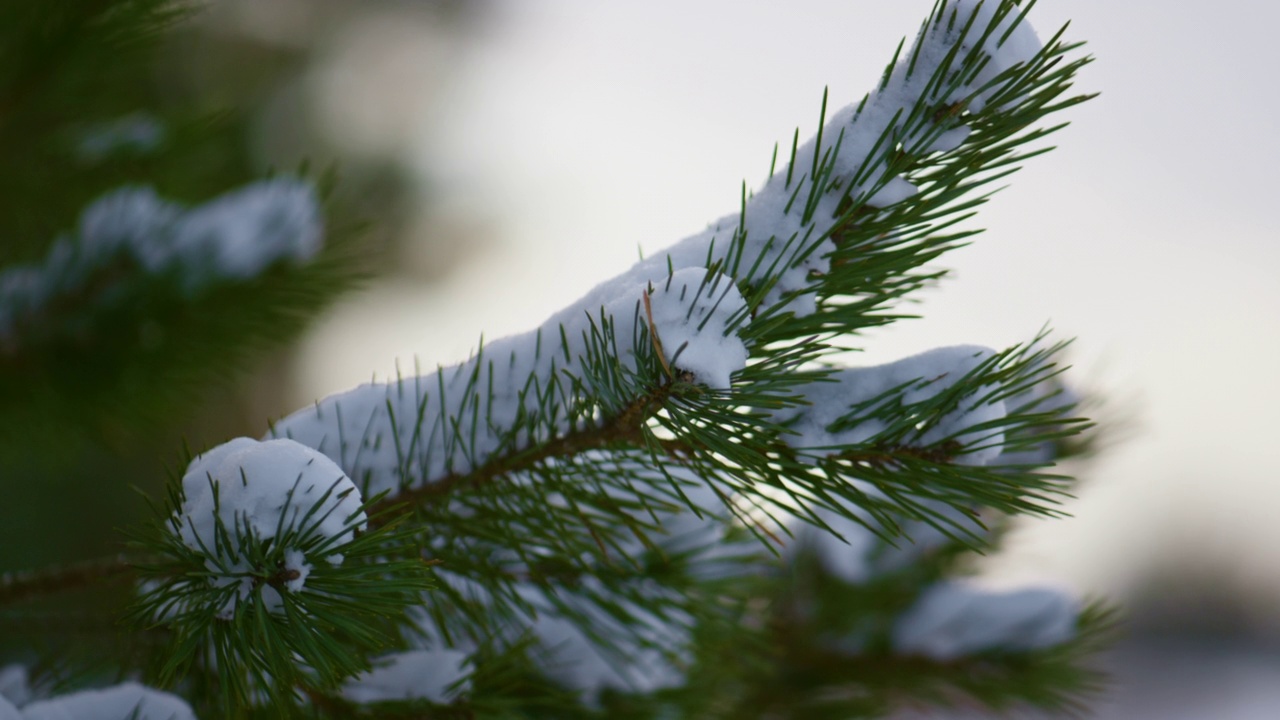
[181, 1, 1280, 716]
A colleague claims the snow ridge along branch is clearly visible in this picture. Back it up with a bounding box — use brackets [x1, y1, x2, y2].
[268, 0, 1082, 514]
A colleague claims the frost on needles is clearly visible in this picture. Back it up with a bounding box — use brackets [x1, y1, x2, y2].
[126, 0, 1105, 713]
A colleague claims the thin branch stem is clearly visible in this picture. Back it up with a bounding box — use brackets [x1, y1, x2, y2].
[0, 385, 680, 606]
[368, 383, 675, 521]
[0, 552, 141, 605]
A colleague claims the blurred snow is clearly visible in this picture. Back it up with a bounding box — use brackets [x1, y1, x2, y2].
[21, 682, 195, 720]
[892, 633, 1280, 720]
[892, 581, 1079, 661]
[341, 649, 470, 705]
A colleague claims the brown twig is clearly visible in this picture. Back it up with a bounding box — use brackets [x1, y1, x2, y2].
[835, 440, 963, 466]
[0, 553, 140, 605]
[366, 384, 676, 522]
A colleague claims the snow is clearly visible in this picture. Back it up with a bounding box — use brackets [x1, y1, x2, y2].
[169, 178, 322, 290]
[785, 498, 988, 584]
[19, 682, 195, 720]
[514, 580, 690, 698]
[341, 649, 471, 704]
[997, 369, 1080, 467]
[270, 267, 748, 496]
[282, 548, 312, 593]
[892, 580, 1079, 660]
[0, 178, 322, 346]
[71, 179, 321, 286]
[533, 1, 1043, 324]
[766, 347, 1010, 580]
[76, 188, 181, 273]
[0, 697, 16, 720]
[0, 666, 30, 708]
[788, 504, 881, 584]
[175, 437, 366, 618]
[407, 470, 743, 701]
[76, 113, 164, 162]
[644, 269, 749, 389]
[941, 0, 1044, 113]
[776, 346, 1006, 464]
[266, 0, 1046, 503]
[264, 0, 1056, 696]
[873, 0, 1043, 133]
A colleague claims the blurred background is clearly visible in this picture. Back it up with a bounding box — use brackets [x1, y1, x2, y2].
[161, 0, 1280, 716]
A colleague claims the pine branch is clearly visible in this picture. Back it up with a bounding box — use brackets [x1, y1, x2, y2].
[0, 553, 138, 605]
[0, 2, 1113, 717]
[368, 382, 678, 518]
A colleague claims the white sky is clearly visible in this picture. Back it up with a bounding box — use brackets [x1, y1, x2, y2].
[296, 0, 1280, 606]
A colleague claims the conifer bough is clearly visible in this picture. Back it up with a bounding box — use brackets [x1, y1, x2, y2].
[0, 1, 1109, 717]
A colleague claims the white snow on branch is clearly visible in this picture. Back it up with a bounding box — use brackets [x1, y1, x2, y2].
[76, 113, 164, 162]
[341, 649, 471, 705]
[582, 0, 1045, 318]
[923, 0, 1045, 115]
[270, 267, 747, 497]
[423, 577, 691, 701]
[19, 682, 196, 720]
[0, 666, 30, 709]
[521, 583, 689, 699]
[892, 580, 1079, 660]
[259, 4, 1058, 696]
[997, 369, 1082, 467]
[0, 178, 321, 343]
[412, 459, 782, 702]
[776, 345, 1007, 464]
[783, 498, 987, 585]
[410, 470, 751, 700]
[483, 476, 752, 698]
[166, 179, 322, 289]
[267, 2, 1045, 497]
[174, 437, 366, 619]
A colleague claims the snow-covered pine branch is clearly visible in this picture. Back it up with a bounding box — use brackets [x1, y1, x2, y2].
[2, 681, 196, 720]
[91, 0, 1103, 715]
[172, 437, 368, 619]
[268, 266, 749, 498]
[0, 178, 321, 352]
[262, 0, 1068, 517]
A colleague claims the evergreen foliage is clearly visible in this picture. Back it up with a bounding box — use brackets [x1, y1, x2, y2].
[0, 1, 1112, 717]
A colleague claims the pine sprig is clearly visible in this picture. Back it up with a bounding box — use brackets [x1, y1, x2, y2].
[128, 487, 435, 712]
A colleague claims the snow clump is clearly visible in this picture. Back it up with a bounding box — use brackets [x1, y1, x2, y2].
[0, 666, 30, 709]
[516, 580, 691, 699]
[175, 437, 366, 618]
[165, 178, 321, 290]
[341, 650, 471, 705]
[783, 498, 988, 585]
[0, 178, 321, 345]
[270, 267, 748, 497]
[19, 682, 195, 720]
[892, 581, 1079, 660]
[76, 113, 165, 162]
[776, 345, 1007, 464]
